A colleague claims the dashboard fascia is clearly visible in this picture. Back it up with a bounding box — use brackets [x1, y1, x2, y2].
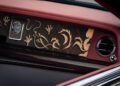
[0, 12, 117, 63]
[0, 0, 120, 86]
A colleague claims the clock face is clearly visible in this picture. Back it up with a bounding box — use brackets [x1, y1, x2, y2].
[12, 21, 22, 34]
[9, 20, 24, 40]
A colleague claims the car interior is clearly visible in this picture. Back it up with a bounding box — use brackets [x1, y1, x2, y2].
[0, 0, 120, 86]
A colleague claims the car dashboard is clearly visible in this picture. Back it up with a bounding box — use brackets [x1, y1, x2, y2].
[0, 0, 120, 86]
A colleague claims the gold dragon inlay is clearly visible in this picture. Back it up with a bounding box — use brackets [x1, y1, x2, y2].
[23, 19, 94, 58]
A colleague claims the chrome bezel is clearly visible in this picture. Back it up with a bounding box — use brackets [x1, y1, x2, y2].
[96, 37, 116, 57]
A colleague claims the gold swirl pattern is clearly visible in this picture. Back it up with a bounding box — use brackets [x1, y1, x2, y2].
[33, 32, 50, 49]
[73, 28, 94, 57]
[59, 29, 72, 49]
[51, 38, 60, 49]
[73, 37, 84, 51]
[26, 18, 41, 31]
[26, 19, 33, 30]
[23, 19, 94, 58]
[84, 28, 94, 51]
[33, 20, 41, 32]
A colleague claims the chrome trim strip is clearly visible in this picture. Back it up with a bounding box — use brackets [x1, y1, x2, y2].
[68, 66, 120, 86]
[97, 76, 120, 86]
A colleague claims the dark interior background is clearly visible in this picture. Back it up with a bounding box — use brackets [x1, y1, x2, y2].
[0, 63, 79, 86]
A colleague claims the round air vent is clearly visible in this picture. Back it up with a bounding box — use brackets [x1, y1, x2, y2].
[96, 37, 116, 56]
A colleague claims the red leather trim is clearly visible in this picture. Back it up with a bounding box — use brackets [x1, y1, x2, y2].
[0, 0, 120, 29]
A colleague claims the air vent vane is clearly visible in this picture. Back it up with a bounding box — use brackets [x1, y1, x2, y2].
[96, 37, 116, 56]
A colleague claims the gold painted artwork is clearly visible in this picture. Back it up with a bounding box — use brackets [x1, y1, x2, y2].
[23, 19, 94, 57]
[0, 15, 94, 58]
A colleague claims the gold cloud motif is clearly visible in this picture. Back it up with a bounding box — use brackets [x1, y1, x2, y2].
[51, 38, 60, 49]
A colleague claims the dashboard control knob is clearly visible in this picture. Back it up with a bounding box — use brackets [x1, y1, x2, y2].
[110, 55, 117, 62]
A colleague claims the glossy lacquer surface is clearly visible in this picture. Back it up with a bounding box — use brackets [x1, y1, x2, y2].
[0, 63, 79, 86]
